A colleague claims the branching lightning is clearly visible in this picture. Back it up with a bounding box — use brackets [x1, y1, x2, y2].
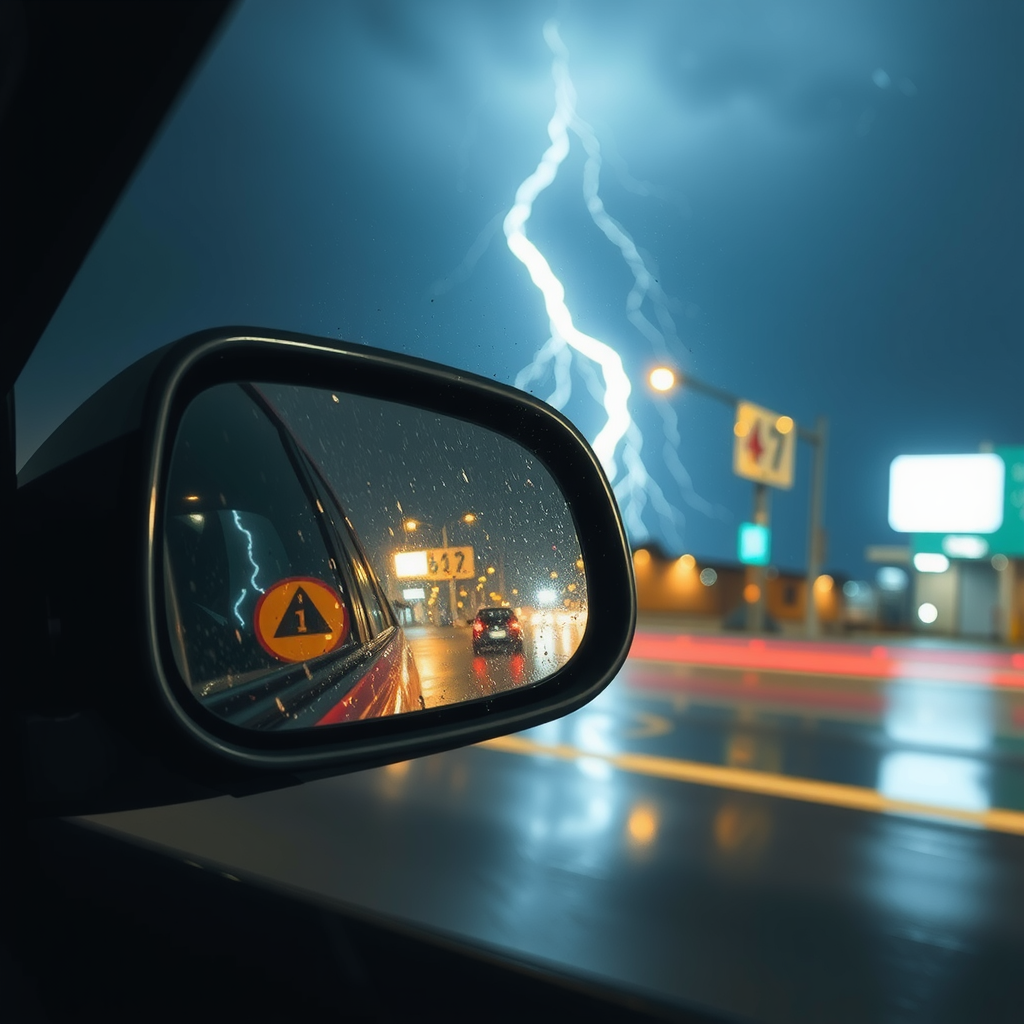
[232, 509, 265, 626]
[442, 18, 724, 546]
[500, 23, 632, 481]
[502, 20, 720, 545]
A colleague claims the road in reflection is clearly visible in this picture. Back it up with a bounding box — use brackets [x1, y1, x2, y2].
[404, 609, 587, 708]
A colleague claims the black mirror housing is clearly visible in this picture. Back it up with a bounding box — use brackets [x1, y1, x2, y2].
[15, 330, 636, 814]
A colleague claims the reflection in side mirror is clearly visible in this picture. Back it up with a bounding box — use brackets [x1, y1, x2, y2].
[163, 383, 586, 730]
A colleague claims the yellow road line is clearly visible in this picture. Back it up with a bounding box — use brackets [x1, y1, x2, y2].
[479, 734, 1024, 837]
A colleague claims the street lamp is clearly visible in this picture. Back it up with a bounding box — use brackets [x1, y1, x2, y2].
[648, 366, 676, 392]
[647, 365, 740, 407]
[646, 366, 828, 638]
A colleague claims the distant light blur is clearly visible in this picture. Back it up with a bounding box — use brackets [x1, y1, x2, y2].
[627, 804, 659, 846]
[913, 553, 950, 574]
[941, 535, 988, 559]
[876, 567, 909, 592]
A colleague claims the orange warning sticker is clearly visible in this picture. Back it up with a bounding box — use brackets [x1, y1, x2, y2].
[253, 576, 349, 663]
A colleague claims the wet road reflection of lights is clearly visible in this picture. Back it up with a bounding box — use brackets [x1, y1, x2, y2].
[626, 803, 659, 850]
[726, 729, 782, 775]
[878, 674, 996, 813]
[573, 712, 620, 758]
[82, 628, 1024, 1024]
[518, 767, 619, 880]
[884, 684, 994, 752]
[711, 798, 773, 872]
[878, 753, 990, 814]
[472, 653, 526, 690]
[576, 756, 614, 781]
[404, 614, 586, 709]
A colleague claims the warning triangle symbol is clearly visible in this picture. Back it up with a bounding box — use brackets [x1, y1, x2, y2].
[274, 586, 333, 638]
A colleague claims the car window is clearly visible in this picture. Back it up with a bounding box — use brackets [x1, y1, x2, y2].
[327, 497, 393, 640]
[165, 383, 364, 694]
[478, 609, 513, 624]
[16, 0, 1021, 597]
[21, 4, 1024, 1021]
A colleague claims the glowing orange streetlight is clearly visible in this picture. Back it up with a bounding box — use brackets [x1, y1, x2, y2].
[648, 366, 677, 392]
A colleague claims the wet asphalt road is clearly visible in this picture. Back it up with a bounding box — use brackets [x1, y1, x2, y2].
[406, 613, 585, 706]
[82, 627, 1024, 1022]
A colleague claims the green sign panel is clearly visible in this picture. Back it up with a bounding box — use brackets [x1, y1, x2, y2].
[738, 522, 771, 565]
[913, 445, 1024, 558]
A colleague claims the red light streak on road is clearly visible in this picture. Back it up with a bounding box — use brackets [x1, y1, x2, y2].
[629, 634, 1024, 689]
[626, 667, 885, 714]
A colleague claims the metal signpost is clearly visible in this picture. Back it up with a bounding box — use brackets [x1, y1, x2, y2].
[733, 400, 793, 631]
[650, 368, 828, 636]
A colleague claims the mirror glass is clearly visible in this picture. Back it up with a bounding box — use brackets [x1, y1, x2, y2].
[162, 383, 587, 730]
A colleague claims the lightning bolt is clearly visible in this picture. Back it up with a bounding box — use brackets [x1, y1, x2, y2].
[503, 20, 717, 545]
[231, 509, 265, 626]
[500, 24, 632, 481]
[432, 19, 723, 545]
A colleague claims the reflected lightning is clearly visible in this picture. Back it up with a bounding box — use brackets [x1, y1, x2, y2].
[231, 510, 265, 625]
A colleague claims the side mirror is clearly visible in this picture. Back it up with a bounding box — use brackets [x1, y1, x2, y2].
[16, 329, 635, 813]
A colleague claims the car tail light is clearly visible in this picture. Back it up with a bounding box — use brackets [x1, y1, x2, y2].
[509, 619, 522, 633]
[473, 621, 485, 634]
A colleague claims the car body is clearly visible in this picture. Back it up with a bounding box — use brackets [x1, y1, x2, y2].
[472, 607, 525, 655]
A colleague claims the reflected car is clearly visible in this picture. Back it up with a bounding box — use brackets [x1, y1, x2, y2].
[472, 607, 525, 655]
[164, 382, 423, 728]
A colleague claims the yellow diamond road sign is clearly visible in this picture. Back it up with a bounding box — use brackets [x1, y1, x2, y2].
[733, 401, 796, 489]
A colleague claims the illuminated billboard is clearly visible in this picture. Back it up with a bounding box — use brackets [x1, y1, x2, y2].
[394, 550, 429, 579]
[888, 454, 1004, 534]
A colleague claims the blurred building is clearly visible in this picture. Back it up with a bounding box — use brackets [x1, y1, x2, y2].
[912, 553, 1020, 643]
[881, 444, 1024, 644]
[631, 545, 845, 633]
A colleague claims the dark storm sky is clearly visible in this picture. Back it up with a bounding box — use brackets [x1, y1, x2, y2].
[16, 0, 1024, 580]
